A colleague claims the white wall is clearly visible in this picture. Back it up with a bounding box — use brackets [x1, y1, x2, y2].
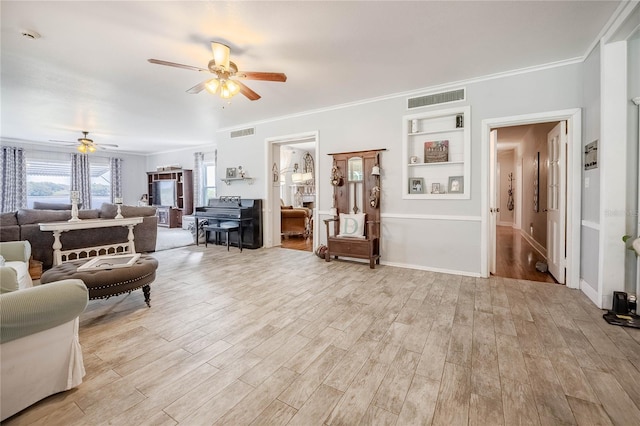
[581, 43, 601, 295]
[211, 63, 584, 275]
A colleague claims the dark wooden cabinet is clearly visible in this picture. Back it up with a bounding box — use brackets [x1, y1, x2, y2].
[147, 169, 193, 228]
[324, 149, 384, 268]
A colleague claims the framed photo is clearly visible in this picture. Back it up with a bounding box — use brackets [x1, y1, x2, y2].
[424, 140, 449, 163]
[226, 167, 237, 178]
[409, 177, 424, 194]
[448, 176, 463, 193]
[432, 183, 440, 194]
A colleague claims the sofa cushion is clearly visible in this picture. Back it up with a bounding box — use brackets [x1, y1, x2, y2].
[33, 202, 72, 210]
[16, 209, 99, 225]
[0, 212, 18, 227]
[99, 203, 156, 219]
[0, 212, 20, 242]
[4, 261, 32, 290]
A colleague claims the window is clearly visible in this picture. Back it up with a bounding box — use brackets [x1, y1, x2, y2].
[26, 158, 112, 208]
[203, 162, 216, 203]
[26, 159, 71, 208]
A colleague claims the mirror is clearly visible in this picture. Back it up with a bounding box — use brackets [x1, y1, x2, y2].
[347, 157, 363, 182]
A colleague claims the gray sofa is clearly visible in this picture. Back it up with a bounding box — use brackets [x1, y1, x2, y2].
[0, 203, 157, 269]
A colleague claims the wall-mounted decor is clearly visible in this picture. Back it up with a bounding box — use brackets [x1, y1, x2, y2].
[226, 167, 237, 178]
[448, 176, 463, 193]
[533, 152, 539, 212]
[409, 178, 424, 194]
[424, 140, 449, 163]
[584, 140, 598, 170]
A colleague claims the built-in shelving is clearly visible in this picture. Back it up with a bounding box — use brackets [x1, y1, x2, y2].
[147, 169, 193, 228]
[402, 106, 471, 199]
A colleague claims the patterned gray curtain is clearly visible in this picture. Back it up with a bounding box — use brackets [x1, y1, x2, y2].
[110, 157, 123, 202]
[0, 146, 27, 212]
[193, 152, 205, 207]
[71, 153, 91, 208]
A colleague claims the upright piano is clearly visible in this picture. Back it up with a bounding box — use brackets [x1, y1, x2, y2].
[194, 197, 263, 249]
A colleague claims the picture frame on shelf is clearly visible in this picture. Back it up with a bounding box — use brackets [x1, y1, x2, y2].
[409, 178, 424, 194]
[432, 183, 440, 194]
[424, 140, 449, 163]
[226, 167, 237, 178]
[448, 176, 463, 193]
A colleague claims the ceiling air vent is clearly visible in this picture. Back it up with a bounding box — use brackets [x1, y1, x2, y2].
[407, 88, 465, 109]
[230, 127, 255, 138]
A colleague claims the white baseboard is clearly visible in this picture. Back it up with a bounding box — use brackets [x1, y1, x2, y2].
[580, 278, 601, 308]
[381, 260, 481, 278]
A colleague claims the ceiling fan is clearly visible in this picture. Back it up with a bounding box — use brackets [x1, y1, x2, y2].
[49, 131, 119, 153]
[148, 42, 287, 101]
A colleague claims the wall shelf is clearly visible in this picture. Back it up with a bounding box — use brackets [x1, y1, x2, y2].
[402, 106, 471, 199]
[222, 177, 255, 185]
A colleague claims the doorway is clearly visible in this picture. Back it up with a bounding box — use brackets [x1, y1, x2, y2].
[494, 122, 559, 283]
[264, 132, 319, 251]
[481, 109, 581, 289]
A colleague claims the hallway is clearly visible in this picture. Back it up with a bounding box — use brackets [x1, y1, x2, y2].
[495, 225, 557, 284]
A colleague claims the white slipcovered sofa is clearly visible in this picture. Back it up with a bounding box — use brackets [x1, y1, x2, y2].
[0, 240, 89, 421]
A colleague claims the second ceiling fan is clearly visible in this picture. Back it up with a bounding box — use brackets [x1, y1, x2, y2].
[148, 42, 287, 101]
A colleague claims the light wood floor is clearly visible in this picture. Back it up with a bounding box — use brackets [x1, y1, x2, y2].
[6, 246, 640, 425]
[495, 226, 556, 284]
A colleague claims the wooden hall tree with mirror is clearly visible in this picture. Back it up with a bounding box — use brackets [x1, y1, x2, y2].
[324, 149, 384, 268]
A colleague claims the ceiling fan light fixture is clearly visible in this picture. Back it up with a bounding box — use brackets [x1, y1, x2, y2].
[77, 144, 87, 153]
[88, 145, 96, 153]
[219, 80, 240, 99]
[205, 79, 220, 94]
[211, 42, 231, 70]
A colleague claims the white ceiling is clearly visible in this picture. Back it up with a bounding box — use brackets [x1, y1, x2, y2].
[1, 1, 621, 155]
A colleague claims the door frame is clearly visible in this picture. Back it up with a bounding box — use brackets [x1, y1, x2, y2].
[480, 108, 581, 289]
[264, 131, 319, 249]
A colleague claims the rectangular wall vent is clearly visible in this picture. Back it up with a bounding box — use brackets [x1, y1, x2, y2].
[407, 88, 465, 109]
[230, 127, 255, 138]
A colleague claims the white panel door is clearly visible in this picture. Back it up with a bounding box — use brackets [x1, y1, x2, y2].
[547, 122, 566, 284]
[489, 129, 498, 275]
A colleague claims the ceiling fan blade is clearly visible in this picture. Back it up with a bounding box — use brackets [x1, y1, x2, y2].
[236, 81, 261, 101]
[49, 140, 76, 145]
[148, 59, 208, 73]
[98, 143, 119, 147]
[186, 80, 209, 94]
[238, 71, 287, 82]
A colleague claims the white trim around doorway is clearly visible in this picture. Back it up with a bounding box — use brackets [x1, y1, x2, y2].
[264, 131, 320, 250]
[480, 108, 582, 289]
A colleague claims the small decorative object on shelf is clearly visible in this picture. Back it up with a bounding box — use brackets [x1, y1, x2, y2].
[424, 140, 449, 163]
[226, 167, 237, 178]
[68, 191, 81, 222]
[238, 166, 245, 178]
[448, 176, 464, 193]
[114, 197, 124, 219]
[411, 119, 419, 133]
[456, 114, 464, 128]
[409, 178, 424, 194]
[432, 183, 440, 194]
[410, 155, 419, 164]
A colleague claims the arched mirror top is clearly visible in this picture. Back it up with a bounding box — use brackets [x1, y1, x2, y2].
[347, 156, 363, 182]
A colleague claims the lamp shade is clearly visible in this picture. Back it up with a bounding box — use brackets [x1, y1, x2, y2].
[205, 79, 220, 94]
[211, 42, 231, 70]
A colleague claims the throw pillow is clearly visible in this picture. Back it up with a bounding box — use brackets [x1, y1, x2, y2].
[0, 255, 5, 266]
[338, 213, 365, 238]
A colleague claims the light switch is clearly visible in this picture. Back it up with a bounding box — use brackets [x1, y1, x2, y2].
[584, 177, 590, 188]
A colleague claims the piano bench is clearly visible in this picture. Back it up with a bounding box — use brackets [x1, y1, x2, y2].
[203, 224, 242, 252]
